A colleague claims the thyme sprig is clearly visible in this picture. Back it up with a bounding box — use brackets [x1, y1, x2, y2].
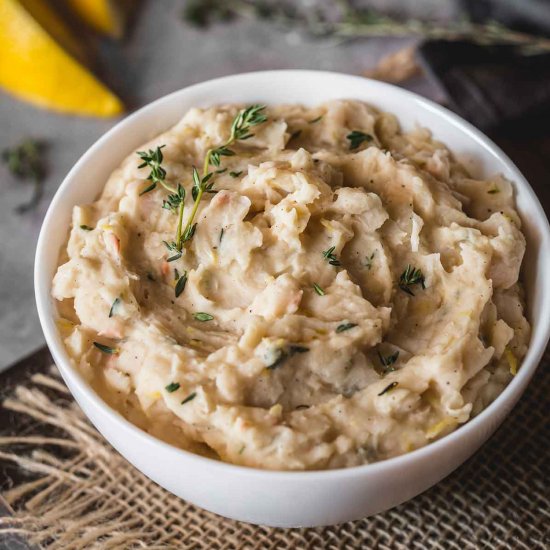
[137, 146, 177, 194]
[347, 130, 373, 150]
[398, 265, 425, 296]
[180, 105, 267, 245]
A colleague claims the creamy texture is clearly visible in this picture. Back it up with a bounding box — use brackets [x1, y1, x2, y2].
[52, 100, 530, 470]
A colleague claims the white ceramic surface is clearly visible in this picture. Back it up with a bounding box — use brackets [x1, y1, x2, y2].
[35, 71, 550, 528]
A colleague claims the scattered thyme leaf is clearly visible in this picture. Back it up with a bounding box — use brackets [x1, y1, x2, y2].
[165, 382, 180, 393]
[398, 264, 425, 296]
[346, 130, 373, 150]
[336, 323, 358, 333]
[309, 115, 323, 123]
[2, 138, 47, 214]
[312, 282, 325, 296]
[378, 381, 398, 396]
[108, 297, 121, 318]
[238, 445, 246, 454]
[229, 170, 243, 178]
[322, 246, 341, 266]
[181, 392, 197, 405]
[193, 312, 214, 322]
[93, 342, 119, 355]
[175, 271, 188, 298]
[80, 225, 94, 231]
[377, 350, 399, 374]
[487, 187, 500, 194]
[266, 344, 309, 370]
[219, 227, 224, 244]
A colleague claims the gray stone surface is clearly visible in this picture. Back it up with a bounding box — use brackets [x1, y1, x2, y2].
[0, 0, 439, 370]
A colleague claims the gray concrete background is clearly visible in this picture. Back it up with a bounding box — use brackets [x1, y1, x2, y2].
[0, 0, 440, 370]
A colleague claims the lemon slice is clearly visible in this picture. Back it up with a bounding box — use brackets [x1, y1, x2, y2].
[68, 0, 127, 39]
[0, 0, 124, 117]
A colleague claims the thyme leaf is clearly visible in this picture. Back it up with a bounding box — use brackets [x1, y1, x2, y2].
[181, 392, 197, 405]
[377, 350, 399, 374]
[175, 271, 188, 298]
[378, 381, 398, 396]
[336, 323, 358, 333]
[108, 297, 121, 318]
[165, 382, 180, 393]
[347, 130, 373, 150]
[193, 312, 214, 322]
[265, 344, 309, 370]
[312, 282, 325, 296]
[93, 342, 119, 354]
[229, 170, 243, 178]
[80, 225, 94, 231]
[309, 115, 323, 124]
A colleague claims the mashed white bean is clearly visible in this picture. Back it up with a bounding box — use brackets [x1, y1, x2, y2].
[52, 100, 530, 470]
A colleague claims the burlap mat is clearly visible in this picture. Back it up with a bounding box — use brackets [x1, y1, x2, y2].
[0, 350, 548, 549]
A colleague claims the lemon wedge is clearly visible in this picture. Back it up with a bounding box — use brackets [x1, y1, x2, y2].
[0, 0, 124, 117]
[68, 0, 127, 39]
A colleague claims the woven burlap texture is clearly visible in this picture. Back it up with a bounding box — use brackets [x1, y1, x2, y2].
[0, 357, 548, 550]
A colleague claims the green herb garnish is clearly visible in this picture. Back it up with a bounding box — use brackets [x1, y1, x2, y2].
[193, 312, 214, 322]
[93, 342, 119, 355]
[2, 138, 47, 214]
[266, 344, 309, 370]
[180, 105, 267, 251]
[322, 246, 341, 266]
[80, 225, 94, 231]
[137, 146, 177, 194]
[309, 115, 323, 124]
[336, 323, 358, 333]
[229, 170, 243, 178]
[181, 392, 197, 405]
[377, 350, 399, 374]
[346, 130, 373, 150]
[108, 297, 121, 318]
[312, 282, 325, 296]
[219, 228, 224, 244]
[378, 381, 398, 396]
[398, 265, 425, 296]
[175, 271, 188, 297]
[165, 382, 180, 393]
[487, 187, 500, 194]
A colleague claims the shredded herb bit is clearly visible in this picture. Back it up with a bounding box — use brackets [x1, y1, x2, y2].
[336, 322, 358, 333]
[378, 381, 398, 396]
[80, 225, 94, 231]
[487, 186, 500, 194]
[377, 350, 399, 374]
[364, 251, 375, 270]
[2, 138, 47, 214]
[238, 445, 246, 454]
[181, 392, 197, 405]
[312, 282, 325, 296]
[193, 312, 214, 322]
[346, 130, 373, 150]
[266, 344, 309, 370]
[108, 297, 121, 318]
[229, 170, 242, 178]
[93, 342, 119, 355]
[295, 404, 310, 410]
[398, 264, 426, 296]
[165, 382, 180, 393]
[322, 246, 341, 266]
[175, 271, 188, 298]
[219, 227, 224, 244]
[309, 115, 323, 124]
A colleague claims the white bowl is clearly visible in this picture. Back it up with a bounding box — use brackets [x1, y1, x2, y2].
[35, 70, 550, 528]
